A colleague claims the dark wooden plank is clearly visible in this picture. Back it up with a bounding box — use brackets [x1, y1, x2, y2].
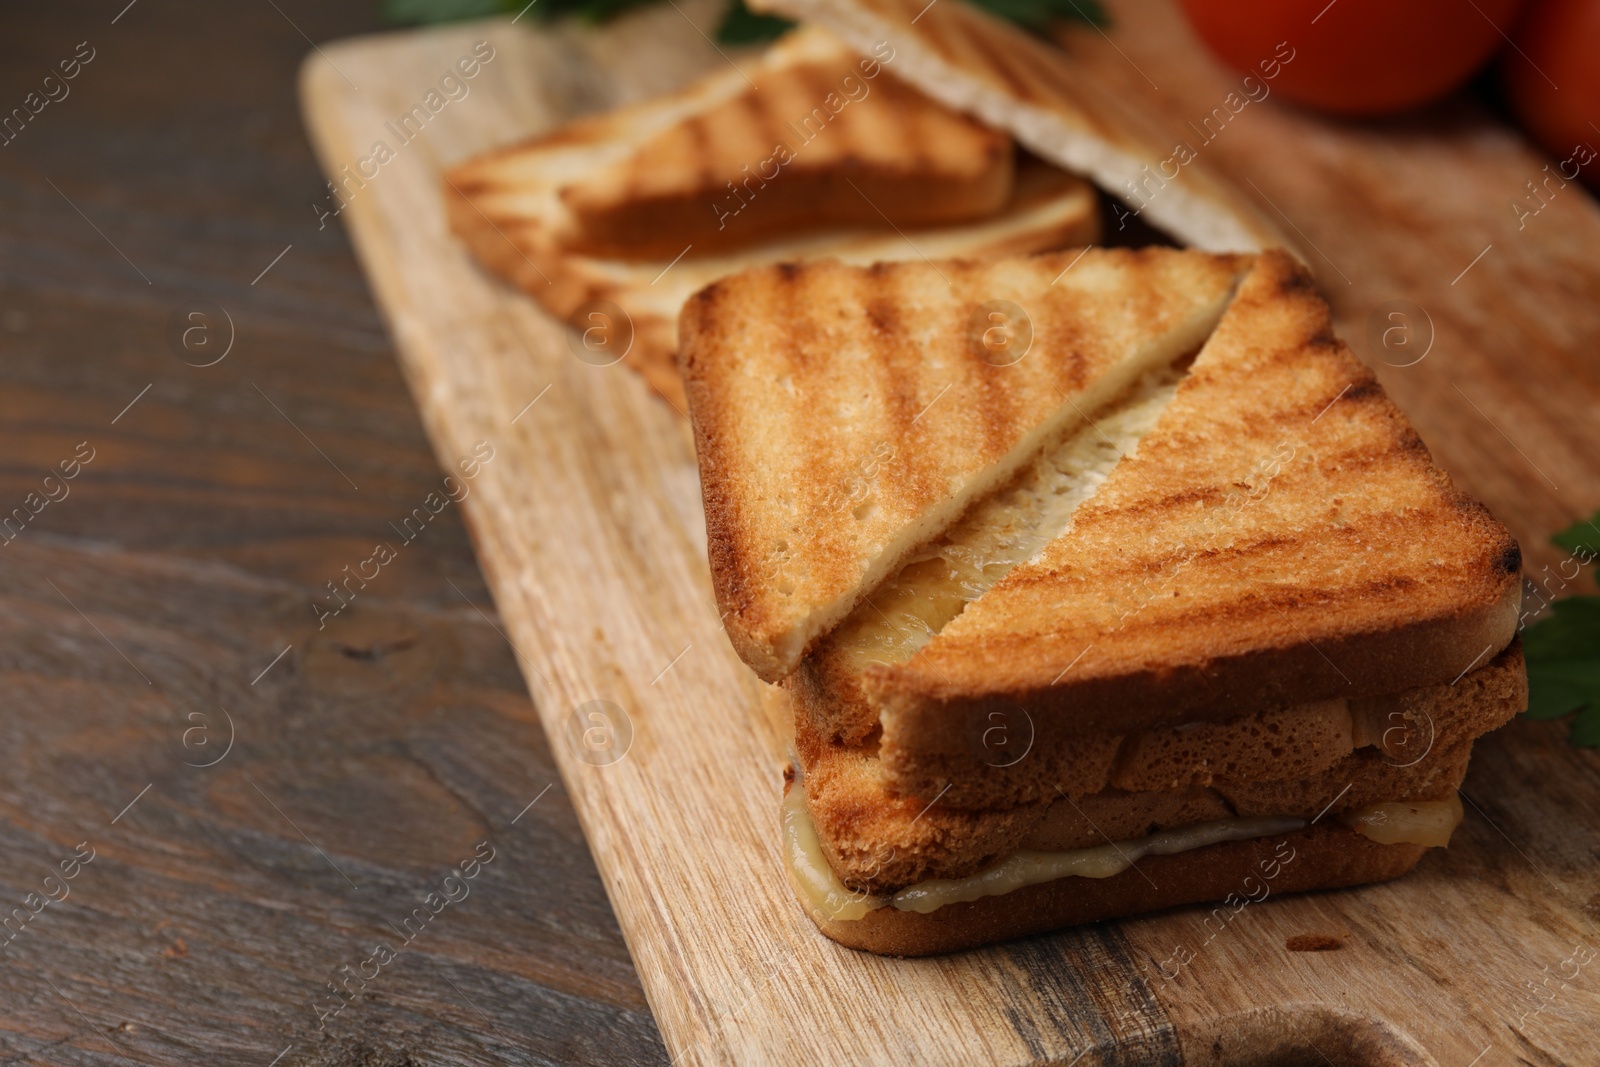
[0, 2, 666, 1064]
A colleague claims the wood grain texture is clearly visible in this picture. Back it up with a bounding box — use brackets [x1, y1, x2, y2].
[0, 2, 663, 1064]
[299, 2, 1600, 1064]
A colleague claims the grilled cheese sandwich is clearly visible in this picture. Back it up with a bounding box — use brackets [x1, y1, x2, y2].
[683, 249, 1526, 955]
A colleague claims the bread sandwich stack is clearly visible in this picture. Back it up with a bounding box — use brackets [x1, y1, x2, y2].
[680, 247, 1524, 955]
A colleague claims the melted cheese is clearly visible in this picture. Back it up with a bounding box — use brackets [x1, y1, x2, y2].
[782, 781, 888, 921]
[782, 781, 1303, 921]
[785, 781, 1471, 921]
[1340, 795, 1463, 847]
[827, 368, 1183, 670]
[891, 816, 1307, 913]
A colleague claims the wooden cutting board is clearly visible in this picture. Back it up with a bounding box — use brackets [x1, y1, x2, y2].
[298, 3, 1600, 1063]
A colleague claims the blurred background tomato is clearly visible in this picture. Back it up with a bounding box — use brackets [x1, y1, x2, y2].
[1178, 0, 1526, 116]
[1502, 0, 1600, 189]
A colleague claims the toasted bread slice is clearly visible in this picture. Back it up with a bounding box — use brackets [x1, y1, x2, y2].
[681, 248, 1251, 681]
[557, 28, 1013, 259]
[800, 822, 1426, 957]
[795, 356, 1188, 746]
[794, 648, 1521, 892]
[862, 252, 1521, 748]
[796, 642, 1524, 810]
[449, 141, 1097, 410]
[747, 0, 1289, 253]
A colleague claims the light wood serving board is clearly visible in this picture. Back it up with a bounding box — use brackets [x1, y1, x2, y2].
[299, 3, 1600, 1063]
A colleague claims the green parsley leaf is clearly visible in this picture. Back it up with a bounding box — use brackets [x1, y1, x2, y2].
[386, 0, 1107, 40]
[384, 0, 660, 26]
[968, 0, 1106, 33]
[1573, 705, 1600, 748]
[1524, 656, 1600, 720]
[711, 0, 1106, 42]
[1550, 509, 1600, 585]
[715, 0, 796, 43]
[383, 0, 506, 22]
[1522, 514, 1600, 749]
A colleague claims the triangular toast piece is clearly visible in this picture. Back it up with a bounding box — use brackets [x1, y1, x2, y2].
[680, 247, 1251, 681]
[747, 0, 1288, 252]
[863, 251, 1521, 748]
[445, 24, 1101, 410]
[448, 153, 1099, 410]
[559, 28, 1013, 259]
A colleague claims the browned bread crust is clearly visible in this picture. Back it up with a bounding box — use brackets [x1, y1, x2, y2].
[681, 248, 1250, 680]
[800, 823, 1424, 956]
[747, 0, 1291, 254]
[448, 142, 1097, 410]
[800, 652, 1523, 895]
[560, 40, 1015, 259]
[872, 642, 1526, 809]
[802, 714, 1481, 895]
[866, 251, 1522, 745]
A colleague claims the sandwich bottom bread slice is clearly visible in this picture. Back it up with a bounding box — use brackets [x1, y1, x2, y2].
[783, 645, 1525, 956]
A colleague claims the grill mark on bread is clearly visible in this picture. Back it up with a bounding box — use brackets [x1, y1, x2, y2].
[683, 250, 1252, 680]
[964, 23, 1043, 104]
[973, 5, 1090, 113]
[794, 62, 843, 164]
[865, 265, 928, 502]
[948, 259, 1022, 460]
[1037, 283, 1091, 401]
[1342, 377, 1383, 403]
[741, 73, 784, 172]
[974, 355, 1021, 462]
[870, 74, 920, 173]
[450, 23, 1101, 414]
[864, 298, 895, 335]
[715, 90, 765, 203]
[877, 250, 1521, 712]
[547, 29, 1020, 261]
[1271, 261, 1321, 297]
[1009, 34, 1089, 110]
[684, 278, 725, 330]
[1086, 483, 1227, 520]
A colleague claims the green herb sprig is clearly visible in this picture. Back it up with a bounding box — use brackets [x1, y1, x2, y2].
[1522, 510, 1600, 749]
[383, 0, 1105, 42]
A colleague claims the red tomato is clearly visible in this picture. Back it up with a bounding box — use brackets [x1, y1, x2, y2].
[1177, 0, 1526, 116]
[1503, 0, 1600, 190]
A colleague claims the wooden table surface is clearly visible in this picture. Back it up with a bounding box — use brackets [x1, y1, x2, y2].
[0, 2, 666, 1064]
[6, 2, 1600, 1066]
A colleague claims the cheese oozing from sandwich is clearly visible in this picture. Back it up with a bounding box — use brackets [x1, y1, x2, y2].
[1340, 796, 1463, 848]
[825, 366, 1184, 673]
[783, 779, 1463, 921]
